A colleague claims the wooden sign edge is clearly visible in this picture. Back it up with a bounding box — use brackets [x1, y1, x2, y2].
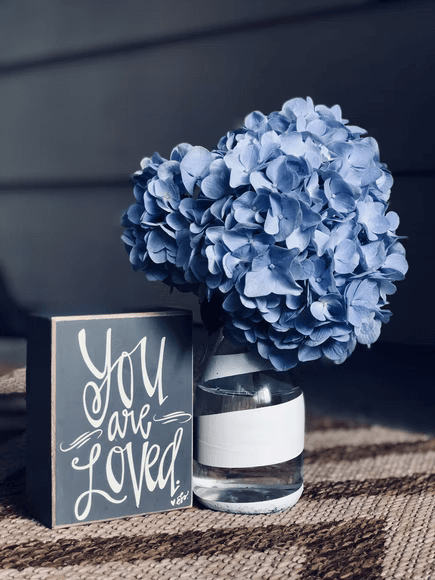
[51, 318, 57, 527]
[25, 316, 53, 528]
[51, 310, 190, 323]
[50, 501, 194, 529]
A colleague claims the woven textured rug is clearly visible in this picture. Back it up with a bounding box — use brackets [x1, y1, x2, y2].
[0, 368, 434, 579]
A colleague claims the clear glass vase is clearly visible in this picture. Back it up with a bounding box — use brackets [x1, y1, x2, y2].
[193, 331, 304, 514]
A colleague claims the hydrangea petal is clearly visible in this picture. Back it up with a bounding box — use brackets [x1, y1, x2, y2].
[355, 316, 382, 345]
[244, 267, 301, 297]
[313, 230, 330, 256]
[240, 144, 260, 172]
[311, 301, 327, 321]
[322, 340, 348, 361]
[259, 131, 281, 162]
[294, 308, 316, 334]
[180, 146, 214, 194]
[286, 227, 311, 252]
[298, 344, 323, 362]
[245, 111, 267, 131]
[334, 239, 359, 274]
[386, 211, 400, 231]
[383, 253, 409, 275]
[309, 325, 333, 343]
[370, 215, 391, 234]
[361, 241, 386, 270]
[283, 97, 311, 118]
[201, 159, 230, 200]
[269, 349, 299, 371]
[170, 143, 193, 162]
[280, 132, 306, 157]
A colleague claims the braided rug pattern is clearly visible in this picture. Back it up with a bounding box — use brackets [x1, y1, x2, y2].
[0, 368, 434, 579]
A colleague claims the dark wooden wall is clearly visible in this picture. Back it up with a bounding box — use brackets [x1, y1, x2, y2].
[0, 0, 434, 344]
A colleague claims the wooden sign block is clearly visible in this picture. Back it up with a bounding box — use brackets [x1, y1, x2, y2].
[26, 311, 193, 528]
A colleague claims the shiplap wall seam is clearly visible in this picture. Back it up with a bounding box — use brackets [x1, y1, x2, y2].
[0, 0, 410, 77]
[0, 171, 433, 194]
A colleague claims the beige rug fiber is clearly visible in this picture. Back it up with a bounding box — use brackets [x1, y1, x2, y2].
[0, 369, 434, 579]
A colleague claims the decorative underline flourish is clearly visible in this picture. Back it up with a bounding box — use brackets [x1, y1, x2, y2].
[59, 429, 103, 452]
[153, 411, 192, 424]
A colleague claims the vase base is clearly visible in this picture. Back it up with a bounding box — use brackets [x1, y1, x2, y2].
[194, 484, 303, 514]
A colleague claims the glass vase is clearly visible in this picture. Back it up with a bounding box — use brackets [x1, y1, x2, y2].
[193, 331, 304, 514]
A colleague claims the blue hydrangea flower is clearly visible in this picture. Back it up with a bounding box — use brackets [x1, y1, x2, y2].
[123, 97, 408, 371]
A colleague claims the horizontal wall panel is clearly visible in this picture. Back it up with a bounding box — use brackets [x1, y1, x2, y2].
[0, 188, 202, 321]
[0, 176, 431, 345]
[1, 0, 368, 66]
[0, 0, 433, 184]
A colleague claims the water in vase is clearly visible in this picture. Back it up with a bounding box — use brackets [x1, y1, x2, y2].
[193, 372, 304, 514]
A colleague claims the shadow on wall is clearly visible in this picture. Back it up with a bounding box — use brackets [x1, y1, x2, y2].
[0, 268, 28, 337]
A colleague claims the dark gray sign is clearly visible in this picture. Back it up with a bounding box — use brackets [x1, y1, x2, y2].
[26, 311, 193, 527]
